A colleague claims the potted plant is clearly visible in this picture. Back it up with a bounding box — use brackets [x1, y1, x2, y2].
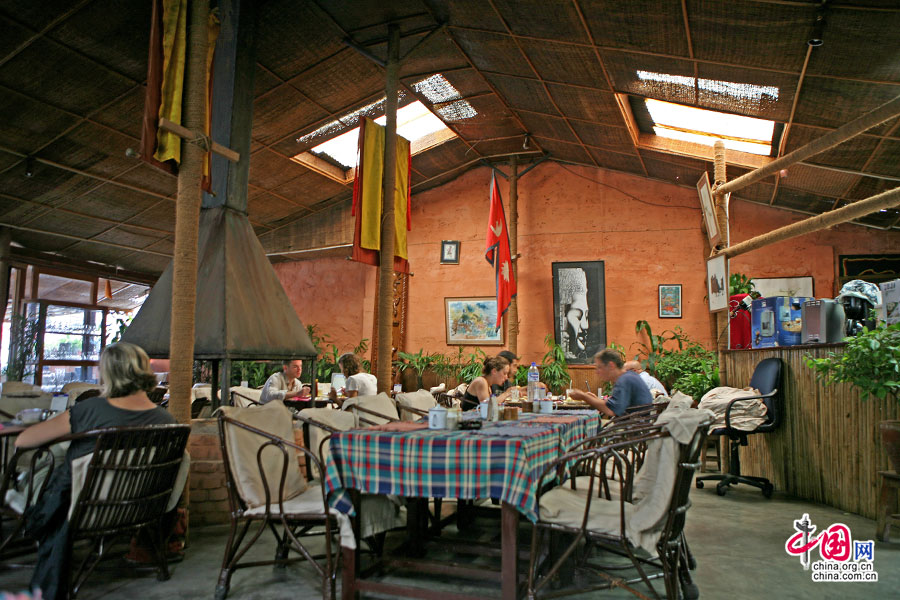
[806, 321, 900, 472]
[540, 334, 570, 395]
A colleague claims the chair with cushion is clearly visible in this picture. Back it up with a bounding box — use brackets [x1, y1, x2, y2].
[229, 386, 262, 408]
[341, 392, 400, 426]
[395, 390, 436, 421]
[695, 357, 783, 498]
[216, 400, 337, 600]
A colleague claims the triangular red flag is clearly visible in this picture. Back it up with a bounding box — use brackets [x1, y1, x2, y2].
[485, 173, 517, 329]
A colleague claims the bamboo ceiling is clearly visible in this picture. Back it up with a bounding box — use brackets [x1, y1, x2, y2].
[0, 0, 898, 278]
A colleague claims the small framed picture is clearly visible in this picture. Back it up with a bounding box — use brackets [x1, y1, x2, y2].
[706, 255, 729, 313]
[696, 172, 722, 248]
[440, 240, 460, 264]
[658, 284, 682, 318]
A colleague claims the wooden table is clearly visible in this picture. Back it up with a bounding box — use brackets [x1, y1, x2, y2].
[324, 411, 600, 600]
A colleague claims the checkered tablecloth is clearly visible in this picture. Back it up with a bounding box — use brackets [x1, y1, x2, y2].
[323, 412, 599, 523]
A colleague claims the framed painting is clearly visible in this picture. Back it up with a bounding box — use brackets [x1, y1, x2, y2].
[440, 240, 460, 265]
[658, 284, 682, 318]
[552, 261, 607, 364]
[706, 255, 728, 313]
[445, 297, 503, 345]
[696, 172, 722, 248]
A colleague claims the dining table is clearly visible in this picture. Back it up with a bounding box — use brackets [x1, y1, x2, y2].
[322, 409, 601, 600]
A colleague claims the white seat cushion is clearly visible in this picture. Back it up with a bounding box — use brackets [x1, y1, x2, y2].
[230, 386, 262, 407]
[342, 392, 399, 425]
[297, 408, 357, 478]
[395, 390, 435, 421]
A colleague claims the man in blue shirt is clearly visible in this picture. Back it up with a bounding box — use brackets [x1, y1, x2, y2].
[569, 349, 653, 417]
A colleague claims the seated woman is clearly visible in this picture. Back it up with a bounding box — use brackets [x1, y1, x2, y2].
[16, 342, 176, 600]
[461, 356, 510, 411]
[329, 353, 377, 405]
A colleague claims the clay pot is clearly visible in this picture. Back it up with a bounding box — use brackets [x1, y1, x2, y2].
[881, 420, 900, 473]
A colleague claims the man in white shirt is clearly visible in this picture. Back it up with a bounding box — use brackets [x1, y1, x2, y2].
[260, 359, 308, 404]
[624, 360, 668, 397]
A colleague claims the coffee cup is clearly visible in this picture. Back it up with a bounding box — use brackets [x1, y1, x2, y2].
[540, 399, 554, 414]
[428, 406, 447, 429]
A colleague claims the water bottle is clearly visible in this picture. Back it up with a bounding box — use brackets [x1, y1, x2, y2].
[527, 362, 540, 409]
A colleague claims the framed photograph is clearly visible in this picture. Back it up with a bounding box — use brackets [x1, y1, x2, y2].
[658, 284, 682, 318]
[706, 255, 728, 313]
[440, 240, 460, 265]
[552, 261, 607, 364]
[445, 297, 503, 345]
[696, 172, 722, 248]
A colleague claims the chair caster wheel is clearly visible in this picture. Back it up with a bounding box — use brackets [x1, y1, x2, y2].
[762, 483, 774, 498]
[215, 584, 228, 600]
[715, 484, 728, 496]
[681, 581, 700, 600]
[695, 480, 704, 489]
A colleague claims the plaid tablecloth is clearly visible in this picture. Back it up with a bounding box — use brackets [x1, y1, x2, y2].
[323, 412, 599, 523]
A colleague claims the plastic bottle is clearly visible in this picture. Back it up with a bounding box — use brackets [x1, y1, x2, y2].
[488, 393, 500, 422]
[527, 362, 540, 409]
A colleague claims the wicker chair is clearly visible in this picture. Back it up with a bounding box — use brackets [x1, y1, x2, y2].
[0, 424, 191, 597]
[527, 412, 711, 600]
[394, 390, 437, 421]
[216, 401, 337, 600]
[340, 392, 400, 426]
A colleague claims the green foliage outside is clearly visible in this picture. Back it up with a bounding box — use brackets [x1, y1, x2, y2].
[806, 321, 900, 401]
[633, 320, 719, 402]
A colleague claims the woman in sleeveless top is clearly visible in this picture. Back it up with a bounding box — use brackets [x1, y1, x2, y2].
[461, 356, 510, 411]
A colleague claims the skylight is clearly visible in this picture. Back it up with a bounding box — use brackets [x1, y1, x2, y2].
[636, 71, 779, 103]
[645, 98, 776, 156]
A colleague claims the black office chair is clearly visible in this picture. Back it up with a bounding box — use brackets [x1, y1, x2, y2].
[696, 357, 783, 498]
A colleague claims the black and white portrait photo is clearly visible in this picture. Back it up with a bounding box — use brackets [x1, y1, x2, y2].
[552, 261, 607, 364]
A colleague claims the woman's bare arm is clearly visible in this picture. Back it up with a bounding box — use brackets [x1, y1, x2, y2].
[15, 410, 72, 449]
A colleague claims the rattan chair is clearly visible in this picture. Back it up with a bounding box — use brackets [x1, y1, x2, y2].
[340, 392, 400, 426]
[527, 413, 711, 600]
[216, 401, 337, 600]
[0, 424, 190, 597]
[394, 390, 436, 421]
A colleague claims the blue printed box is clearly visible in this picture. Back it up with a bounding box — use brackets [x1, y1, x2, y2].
[751, 297, 813, 348]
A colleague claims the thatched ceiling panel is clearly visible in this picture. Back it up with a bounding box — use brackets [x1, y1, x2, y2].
[695, 64, 797, 122]
[483, 73, 556, 115]
[59, 241, 127, 265]
[783, 125, 880, 171]
[47, 0, 150, 82]
[467, 138, 523, 158]
[570, 122, 633, 151]
[449, 94, 523, 139]
[778, 164, 859, 199]
[255, 0, 346, 81]
[0, 89, 81, 153]
[844, 176, 895, 202]
[793, 77, 900, 135]
[324, 0, 425, 35]
[121, 202, 176, 232]
[0, 162, 85, 203]
[518, 40, 608, 89]
[262, 200, 352, 253]
[39, 123, 135, 180]
[412, 138, 471, 178]
[0, 153, 20, 172]
[89, 86, 146, 140]
[435, 68, 493, 97]
[0, 196, 42, 222]
[247, 190, 300, 225]
[451, 29, 533, 79]
[0, 14, 34, 61]
[93, 228, 167, 251]
[535, 137, 592, 165]
[0, 0, 79, 31]
[117, 253, 170, 274]
[249, 151, 313, 189]
[252, 86, 330, 146]
[114, 163, 176, 197]
[733, 181, 775, 206]
[587, 148, 644, 176]
[640, 149, 708, 171]
[492, 0, 589, 44]
[582, 0, 688, 56]
[269, 170, 348, 207]
[72, 187, 161, 224]
[773, 187, 834, 214]
[641, 156, 705, 187]
[396, 35, 469, 79]
[867, 139, 900, 179]
[546, 84, 622, 125]
[23, 211, 110, 239]
[853, 208, 899, 229]
[806, 8, 900, 83]
[290, 52, 385, 114]
[0, 37, 133, 114]
[686, 0, 808, 72]
[431, 2, 506, 33]
[254, 65, 283, 98]
[517, 112, 578, 144]
[9, 230, 73, 253]
[599, 50, 694, 103]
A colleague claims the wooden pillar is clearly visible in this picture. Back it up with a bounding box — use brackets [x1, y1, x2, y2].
[507, 155, 519, 356]
[168, 0, 209, 425]
[374, 24, 400, 393]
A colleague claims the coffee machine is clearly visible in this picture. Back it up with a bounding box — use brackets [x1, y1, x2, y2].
[836, 280, 881, 336]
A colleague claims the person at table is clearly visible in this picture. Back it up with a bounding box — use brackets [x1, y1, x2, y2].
[260, 359, 309, 404]
[624, 360, 668, 397]
[328, 353, 377, 405]
[15, 342, 176, 600]
[462, 356, 510, 410]
[568, 349, 653, 418]
[490, 350, 546, 397]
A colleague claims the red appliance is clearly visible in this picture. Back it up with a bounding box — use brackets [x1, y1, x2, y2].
[729, 293, 752, 349]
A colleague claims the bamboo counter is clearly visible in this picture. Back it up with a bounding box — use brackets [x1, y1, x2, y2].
[721, 345, 899, 520]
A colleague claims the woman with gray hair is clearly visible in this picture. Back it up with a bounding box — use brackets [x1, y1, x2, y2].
[16, 342, 175, 600]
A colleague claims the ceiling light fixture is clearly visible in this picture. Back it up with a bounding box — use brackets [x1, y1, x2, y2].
[523, 134, 530, 150]
[24, 156, 35, 178]
[808, 2, 828, 47]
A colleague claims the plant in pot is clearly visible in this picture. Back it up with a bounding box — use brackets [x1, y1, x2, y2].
[394, 349, 437, 390]
[806, 321, 900, 472]
[540, 334, 570, 395]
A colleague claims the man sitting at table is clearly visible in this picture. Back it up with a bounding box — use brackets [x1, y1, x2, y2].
[624, 360, 668, 398]
[568, 349, 652, 417]
[260, 359, 309, 404]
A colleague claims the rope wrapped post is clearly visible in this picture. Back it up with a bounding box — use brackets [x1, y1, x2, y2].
[507, 154, 519, 356]
[168, 0, 209, 425]
[374, 24, 400, 393]
[711, 141, 730, 389]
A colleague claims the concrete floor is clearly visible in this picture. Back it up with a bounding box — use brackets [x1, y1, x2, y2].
[0, 481, 897, 599]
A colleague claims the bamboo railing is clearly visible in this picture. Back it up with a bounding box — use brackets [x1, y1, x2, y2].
[722, 345, 899, 519]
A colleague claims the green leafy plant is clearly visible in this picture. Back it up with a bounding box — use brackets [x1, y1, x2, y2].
[231, 361, 272, 388]
[632, 320, 686, 375]
[540, 333, 570, 394]
[459, 348, 487, 383]
[730, 273, 756, 296]
[3, 314, 39, 381]
[806, 322, 900, 401]
[111, 315, 132, 343]
[394, 349, 438, 389]
[671, 359, 720, 402]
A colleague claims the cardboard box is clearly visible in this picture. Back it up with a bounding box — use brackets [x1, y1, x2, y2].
[881, 279, 900, 325]
[751, 297, 813, 348]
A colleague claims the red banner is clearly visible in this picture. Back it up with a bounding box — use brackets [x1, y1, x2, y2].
[485, 173, 516, 329]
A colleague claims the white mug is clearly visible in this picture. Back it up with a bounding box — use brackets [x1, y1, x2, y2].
[478, 402, 489, 420]
[540, 399, 554, 414]
[428, 406, 447, 429]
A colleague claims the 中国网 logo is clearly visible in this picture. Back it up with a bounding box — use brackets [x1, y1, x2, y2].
[784, 513, 878, 582]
